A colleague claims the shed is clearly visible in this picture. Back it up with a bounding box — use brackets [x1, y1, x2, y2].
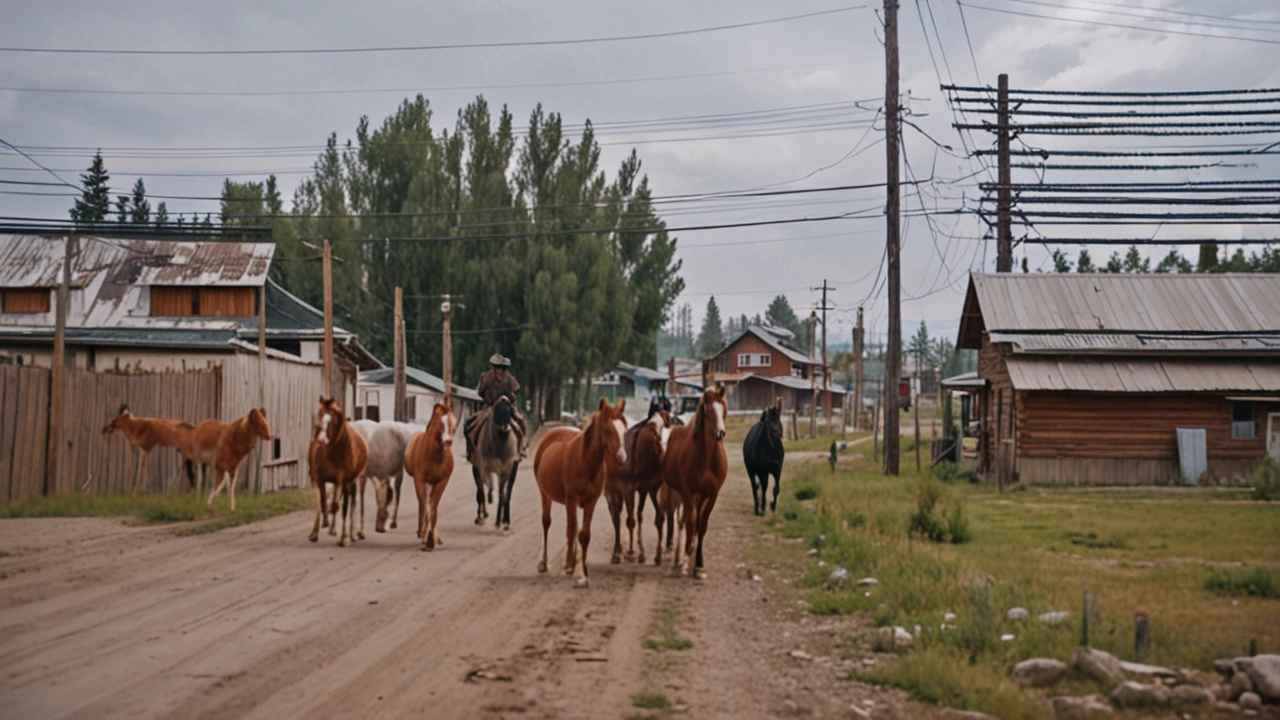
[356, 367, 481, 422]
[958, 273, 1280, 485]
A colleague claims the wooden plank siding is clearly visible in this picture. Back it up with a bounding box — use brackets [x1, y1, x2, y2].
[0, 365, 49, 501]
[977, 333, 1019, 481]
[217, 354, 322, 492]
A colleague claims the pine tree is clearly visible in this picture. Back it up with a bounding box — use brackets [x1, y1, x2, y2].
[1121, 245, 1149, 273]
[1154, 249, 1193, 274]
[695, 296, 724, 358]
[70, 151, 111, 227]
[114, 195, 129, 224]
[154, 202, 169, 227]
[1197, 242, 1219, 272]
[129, 178, 150, 225]
[1076, 249, 1096, 273]
[1051, 249, 1073, 273]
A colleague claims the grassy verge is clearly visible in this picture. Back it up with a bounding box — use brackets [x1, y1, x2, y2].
[1, 490, 311, 533]
[643, 602, 694, 652]
[756, 443, 1280, 718]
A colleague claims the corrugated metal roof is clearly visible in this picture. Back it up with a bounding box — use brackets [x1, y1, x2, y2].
[971, 273, 1280, 334]
[720, 325, 818, 365]
[360, 367, 482, 402]
[0, 234, 273, 288]
[988, 331, 1280, 354]
[1006, 356, 1280, 393]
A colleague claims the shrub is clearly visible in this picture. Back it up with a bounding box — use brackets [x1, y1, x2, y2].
[931, 461, 979, 484]
[795, 484, 820, 501]
[908, 479, 972, 544]
[1250, 457, 1280, 501]
[1204, 568, 1277, 599]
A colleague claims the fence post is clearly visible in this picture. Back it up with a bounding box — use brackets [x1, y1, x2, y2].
[1134, 612, 1150, 663]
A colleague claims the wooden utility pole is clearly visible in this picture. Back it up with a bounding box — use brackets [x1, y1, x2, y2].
[45, 235, 76, 496]
[255, 282, 266, 494]
[441, 295, 454, 409]
[808, 312, 817, 439]
[883, 0, 902, 474]
[817, 279, 833, 433]
[997, 73, 1013, 273]
[394, 286, 406, 422]
[322, 239, 334, 399]
[914, 371, 922, 472]
[853, 307, 864, 431]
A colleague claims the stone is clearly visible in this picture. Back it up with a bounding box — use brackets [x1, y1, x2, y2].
[1238, 692, 1262, 711]
[806, 548, 818, 556]
[1039, 611, 1069, 625]
[878, 626, 913, 648]
[1230, 670, 1256, 700]
[1074, 647, 1124, 685]
[1168, 685, 1214, 706]
[943, 612, 957, 622]
[1010, 658, 1070, 688]
[1119, 660, 1179, 680]
[789, 650, 813, 662]
[855, 577, 879, 587]
[824, 567, 849, 590]
[1215, 658, 1238, 677]
[1000, 634, 1016, 642]
[1109, 681, 1170, 708]
[941, 710, 999, 720]
[1007, 606, 1029, 621]
[1050, 695, 1115, 719]
[1236, 654, 1280, 702]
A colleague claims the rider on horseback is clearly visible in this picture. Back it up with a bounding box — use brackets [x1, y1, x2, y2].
[465, 353, 529, 462]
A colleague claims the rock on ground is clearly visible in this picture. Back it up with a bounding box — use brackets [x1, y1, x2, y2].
[1109, 681, 1170, 708]
[1007, 606, 1029, 620]
[1074, 647, 1123, 685]
[1010, 658, 1069, 688]
[1237, 655, 1280, 702]
[1238, 691, 1263, 711]
[1050, 694, 1115, 719]
[1231, 669, 1257, 700]
[1168, 684, 1215, 706]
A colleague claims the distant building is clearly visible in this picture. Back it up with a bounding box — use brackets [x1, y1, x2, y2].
[958, 273, 1280, 485]
[703, 324, 840, 413]
[357, 367, 481, 422]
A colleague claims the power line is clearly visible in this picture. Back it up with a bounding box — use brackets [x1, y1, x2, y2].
[958, 1, 1280, 46]
[0, 6, 867, 56]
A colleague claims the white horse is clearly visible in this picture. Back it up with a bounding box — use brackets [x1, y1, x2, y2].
[350, 419, 422, 537]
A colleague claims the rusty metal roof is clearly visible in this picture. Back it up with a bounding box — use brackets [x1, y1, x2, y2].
[964, 273, 1280, 337]
[0, 234, 274, 288]
[1006, 356, 1280, 393]
[987, 331, 1280, 355]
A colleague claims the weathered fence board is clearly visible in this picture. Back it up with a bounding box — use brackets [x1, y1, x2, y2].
[0, 366, 49, 502]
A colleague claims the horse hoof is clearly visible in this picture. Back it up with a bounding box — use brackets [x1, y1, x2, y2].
[474, 517, 484, 526]
[694, 568, 708, 581]
[537, 561, 548, 573]
[638, 553, 646, 564]
[501, 526, 512, 536]
[375, 525, 386, 534]
[338, 540, 346, 548]
[419, 544, 430, 552]
[357, 531, 365, 540]
[390, 521, 398, 529]
[611, 554, 622, 565]
[308, 533, 318, 543]
[574, 577, 589, 589]
[624, 551, 637, 562]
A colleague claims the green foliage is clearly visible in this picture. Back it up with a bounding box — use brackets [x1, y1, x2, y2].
[695, 296, 723, 358]
[1249, 456, 1280, 501]
[631, 693, 671, 709]
[0, 490, 310, 532]
[70, 151, 112, 227]
[794, 484, 820, 501]
[1050, 249, 1072, 273]
[1075, 249, 1095, 273]
[643, 604, 694, 651]
[1154, 249, 1193, 273]
[1204, 568, 1277, 599]
[930, 461, 978, 484]
[908, 479, 972, 544]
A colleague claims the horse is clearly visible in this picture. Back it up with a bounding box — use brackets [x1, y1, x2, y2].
[533, 397, 629, 587]
[604, 400, 672, 564]
[470, 396, 520, 532]
[661, 387, 728, 579]
[101, 405, 197, 493]
[403, 403, 456, 551]
[351, 419, 419, 538]
[743, 401, 786, 515]
[203, 408, 272, 513]
[308, 397, 369, 546]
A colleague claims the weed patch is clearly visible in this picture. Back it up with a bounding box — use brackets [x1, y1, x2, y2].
[1065, 531, 1128, 550]
[631, 692, 671, 709]
[643, 604, 693, 652]
[907, 479, 971, 544]
[1205, 568, 1277, 599]
[794, 484, 820, 501]
[1250, 457, 1280, 501]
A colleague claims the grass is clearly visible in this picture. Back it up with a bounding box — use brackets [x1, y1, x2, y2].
[631, 692, 671, 710]
[1204, 568, 1278, 599]
[752, 442, 1280, 717]
[0, 489, 311, 533]
[643, 603, 694, 652]
[1251, 456, 1280, 501]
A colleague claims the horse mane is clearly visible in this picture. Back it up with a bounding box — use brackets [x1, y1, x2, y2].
[689, 394, 707, 438]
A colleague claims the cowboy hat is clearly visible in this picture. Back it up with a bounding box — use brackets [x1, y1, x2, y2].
[489, 353, 511, 367]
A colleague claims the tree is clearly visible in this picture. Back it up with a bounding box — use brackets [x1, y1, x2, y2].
[1102, 251, 1123, 273]
[696, 296, 723, 358]
[1076, 249, 1096, 273]
[70, 151, 111, 227]
[1154, 249, 1193, 273]
[114, 194, 129, 224]
[765, 294, 802, 334]
[1121, 245, 1150, 273]
[128, 178, 150, 225]
[154, 201, 169, 227]
[1050, 249, 1073, 273]
[1197, 242, 1219, 272]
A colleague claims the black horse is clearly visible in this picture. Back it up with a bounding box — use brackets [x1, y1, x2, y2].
[743, 403, 785, 515]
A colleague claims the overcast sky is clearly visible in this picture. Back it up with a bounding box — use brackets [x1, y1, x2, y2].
[3, 1, 1278, 350]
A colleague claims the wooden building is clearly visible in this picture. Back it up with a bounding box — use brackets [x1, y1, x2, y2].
[356, 366, 481, 422]
[704, 324, 839, 413]
[958, 273, 1280, 485]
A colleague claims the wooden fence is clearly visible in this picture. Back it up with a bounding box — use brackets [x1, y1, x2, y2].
[219, 353, 323, 492]
[0, 365, 50, 502]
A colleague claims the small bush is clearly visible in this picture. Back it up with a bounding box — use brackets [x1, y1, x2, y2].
[1250, 457, 1280, 501]
[908, 479, 971, 544]
[1205, 568, 1278, 599]
[631, 693, 671, 709]
[931, 461, 979, 484]
[794, 485, 820, 501]
[1066, 531, 1128, 550]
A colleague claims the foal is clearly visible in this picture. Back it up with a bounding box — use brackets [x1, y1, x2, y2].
[101, 405, 197, 493]
[308, 397, 368, 546]
[661, 387, 728, 579]
[533, 398, 628, 587]
[403, 403, 456, 551]
[204, 408, 272, 513]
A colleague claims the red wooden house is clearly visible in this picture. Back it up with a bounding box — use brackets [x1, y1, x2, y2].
[705, 324, 838, 413]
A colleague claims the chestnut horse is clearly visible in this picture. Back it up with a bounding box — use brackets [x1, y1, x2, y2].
[403, 403, 456, 551]
[604, 403, 672, 564]
[661, 387, 728, 579]
[101, 405, 197, 493]
[533, 398, 628, 587]
[308, 397, 369, 546]
[203, 408, 272, 513]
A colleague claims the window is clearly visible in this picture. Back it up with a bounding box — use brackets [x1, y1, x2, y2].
[150, 286, 257, 317]
[2, 288, 51, 314]
[737, 353, 753, 368]
[756, 354, 772, 367]
[1231, 401, 1255, 439]
[715, 355, 729, 373]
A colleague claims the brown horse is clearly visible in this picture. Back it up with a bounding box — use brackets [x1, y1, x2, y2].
[604, 407, 673, 564]
[403, 403, 456, 552]
[533, 398, 628, 587]
[661, 387, 728, 579]
[204, 408, 272, 513]
[308, 397, 369, 546]
[101, 405, 197, 493]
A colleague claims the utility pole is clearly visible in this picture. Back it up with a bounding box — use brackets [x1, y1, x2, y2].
[393, 286, 406, 422]
[322, 239, 334, 400]
[997, 72, 1013, 273]
[853, 307, 864, 431]
[46, 235, 76, 496]
[883, 0, 902, 474]
[814, 279, 834, 433]
[441, 295, 454, 409]
[808, 311, 817, 439]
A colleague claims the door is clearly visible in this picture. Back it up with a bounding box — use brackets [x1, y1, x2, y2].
[1268, 413, 1280, 463]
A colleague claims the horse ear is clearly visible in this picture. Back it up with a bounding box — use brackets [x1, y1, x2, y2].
[616, 398, 626, 412]
[598, 397, 608, 411]
[716, 385, 726, 399]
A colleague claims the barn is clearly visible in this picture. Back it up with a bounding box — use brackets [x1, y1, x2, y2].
[958, 273, 1280, 486]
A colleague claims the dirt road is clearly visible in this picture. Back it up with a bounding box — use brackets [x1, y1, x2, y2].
[0, 444, 928, 720]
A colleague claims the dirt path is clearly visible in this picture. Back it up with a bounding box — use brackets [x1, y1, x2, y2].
[0, 444, 931, 720]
